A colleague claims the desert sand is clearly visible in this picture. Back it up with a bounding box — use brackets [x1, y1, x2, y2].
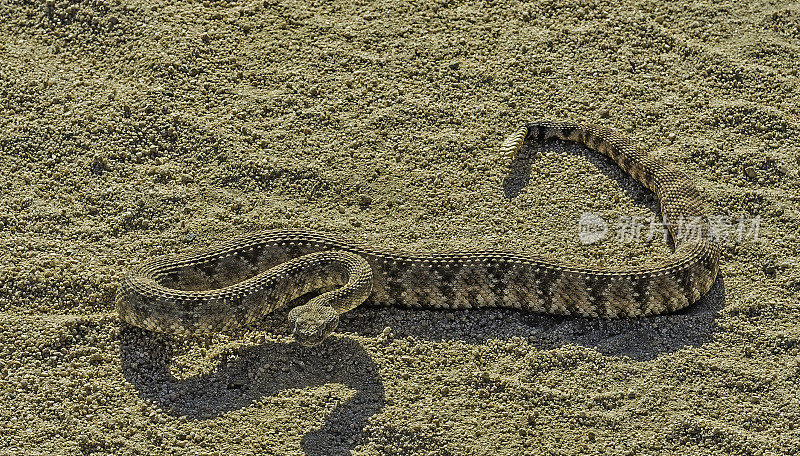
[1, 0, 799, 454]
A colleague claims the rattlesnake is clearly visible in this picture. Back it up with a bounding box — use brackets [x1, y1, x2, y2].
[116, 121, 721, 346]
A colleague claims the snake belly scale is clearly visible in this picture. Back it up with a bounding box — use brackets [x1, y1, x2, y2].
[116, 121, 721, 345]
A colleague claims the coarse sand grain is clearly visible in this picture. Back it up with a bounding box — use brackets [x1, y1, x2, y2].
[1, 0, 800, 455]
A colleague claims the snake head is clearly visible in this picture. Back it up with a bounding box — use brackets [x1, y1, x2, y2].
[287, 303, 340, 347]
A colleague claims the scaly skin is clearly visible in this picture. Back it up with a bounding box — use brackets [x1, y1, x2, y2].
[116, 121, 721, 345]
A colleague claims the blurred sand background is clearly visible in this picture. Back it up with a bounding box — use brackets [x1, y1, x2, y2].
[1, 0, 800, 454]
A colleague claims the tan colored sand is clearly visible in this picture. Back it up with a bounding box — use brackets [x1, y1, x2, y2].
[2, 0, 800, 454]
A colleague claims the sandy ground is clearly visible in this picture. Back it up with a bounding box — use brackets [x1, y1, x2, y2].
[2, 0, 800, 454]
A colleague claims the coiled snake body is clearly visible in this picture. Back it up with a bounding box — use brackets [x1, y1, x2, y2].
[116, 122, 721, 345]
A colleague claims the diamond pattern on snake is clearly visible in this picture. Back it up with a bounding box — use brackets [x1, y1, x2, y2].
[116, 121, 721, 346]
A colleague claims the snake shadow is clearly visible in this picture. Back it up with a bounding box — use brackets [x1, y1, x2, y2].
[120, 324, 384, 456]
[343, 275, 725, 360]
[504, 134, 662, 208]
[337, 138, 726, 360]
[119, 138, 724, 455]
